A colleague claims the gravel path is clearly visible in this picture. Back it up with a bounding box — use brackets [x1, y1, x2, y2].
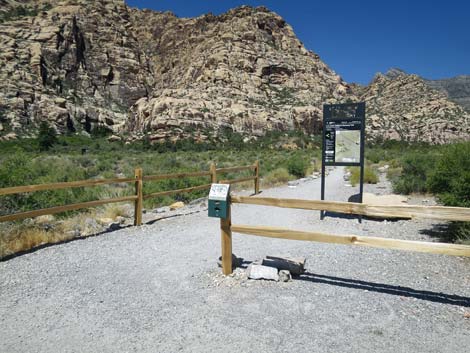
[1, 167, 469, 353]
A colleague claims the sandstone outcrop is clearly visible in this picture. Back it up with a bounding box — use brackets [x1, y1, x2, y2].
[426, 75, 470, 112]
[353, 69, 470, 143]
[0, 0, 151, 137]
[0, 1, 468, 144]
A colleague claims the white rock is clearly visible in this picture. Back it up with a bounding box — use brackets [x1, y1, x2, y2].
[279, 270, 292, 282]
[247, 264, 279, 281]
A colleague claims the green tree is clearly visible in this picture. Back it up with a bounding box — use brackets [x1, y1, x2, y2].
[37, 121, 58, 151]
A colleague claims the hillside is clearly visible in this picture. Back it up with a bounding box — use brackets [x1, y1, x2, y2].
[353, 69, 469, 143]
[0, 0, 468, 144]
[426, 75, 470, 112]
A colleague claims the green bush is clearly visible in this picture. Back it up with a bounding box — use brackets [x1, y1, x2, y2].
[427, 143, 470, 207]
[349, 166, 379, 186]
[263, 168, 292, 186]
[0, 152, 112, 216]
[37, 121, 57, 151]
[392, 152, 435, 194]
[287, 155, 308, 178]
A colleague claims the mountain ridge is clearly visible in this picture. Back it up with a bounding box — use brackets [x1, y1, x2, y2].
[0, 0, 468, 144]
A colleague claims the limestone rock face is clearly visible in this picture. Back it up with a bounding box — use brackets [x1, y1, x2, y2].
[354, 70, 470, 144]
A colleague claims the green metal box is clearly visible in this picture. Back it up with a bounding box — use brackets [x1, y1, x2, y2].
[208, 184, 231, 219]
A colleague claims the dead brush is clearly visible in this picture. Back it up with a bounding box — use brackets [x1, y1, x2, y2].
[0, 223, 68, 258]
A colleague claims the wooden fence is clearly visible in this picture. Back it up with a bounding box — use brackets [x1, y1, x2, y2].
[0, 161, 260, 226]
[219, 196, 470, 275]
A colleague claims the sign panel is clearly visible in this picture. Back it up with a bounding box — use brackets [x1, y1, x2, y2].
[209, 184, 231, 201]
[322, 102, 365, 166]
[321, 102, 366, 220]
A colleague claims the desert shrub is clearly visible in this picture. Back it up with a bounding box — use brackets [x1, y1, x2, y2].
[349, 166, 379, 186]
[425, 143, 470, 243]
[263, 168, 292, 186]
[0, 152, 111, 216]
[392, 152, 435, 194]
[385, 167, 402, 181]
[37, 121, 57, 151]
[426, 143, 470, 207]
[287, 155, 308, 178]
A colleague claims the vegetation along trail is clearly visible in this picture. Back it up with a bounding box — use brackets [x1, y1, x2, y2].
[1, 167, 469, 353]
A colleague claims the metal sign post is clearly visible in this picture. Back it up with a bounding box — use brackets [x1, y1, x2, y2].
[321, 102, 366, 220]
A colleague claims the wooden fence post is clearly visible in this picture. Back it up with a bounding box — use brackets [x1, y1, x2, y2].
[254, 160, 260, 194]
[134, 168, 143, 226]
[210, 163, 217, 184]
[221, 202, 233, 275]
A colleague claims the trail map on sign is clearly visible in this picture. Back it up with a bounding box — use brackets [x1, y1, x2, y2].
[322, 103, 365, 166]
[335, 130, 361, 163]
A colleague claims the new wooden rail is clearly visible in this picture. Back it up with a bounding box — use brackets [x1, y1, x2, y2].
[218, 195, 470, 275]
[0, 161, 260, 227]
[231, 196, 470, 222]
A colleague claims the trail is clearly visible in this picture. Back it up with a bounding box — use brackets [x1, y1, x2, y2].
[1, 167, 469, 353]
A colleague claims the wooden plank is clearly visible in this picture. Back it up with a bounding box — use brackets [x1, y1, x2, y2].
[254, 160, 260, 194]
[210, 163, 217, 183]
[216, 165, 256, 174]
[220, 176, 257, 185]
[134, 168, 143, 226]
[221, 208, 233, 275]
[231, 196, 470, 222]
[0, 177, 135, 196]
[231, 224, 470, 257]
[143, 170, 212, 182]
[0, 196, 138, 223]
[143, 183, 212, 200]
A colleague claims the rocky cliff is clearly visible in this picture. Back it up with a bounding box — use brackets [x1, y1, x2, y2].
[354, 69, 469, 143]
[0, 0, 468, 144]
[125, 6, 350, 142]
[0, 0, 151, 139]
[425, 75, 470, 112]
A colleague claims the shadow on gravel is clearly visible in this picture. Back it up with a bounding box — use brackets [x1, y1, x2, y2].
[299, 272, 470, 307]
[0, 225, 134, 262]
[320, 193, 408, 222]
[322, 211, 405, 223]
[419, 223, 467, 244]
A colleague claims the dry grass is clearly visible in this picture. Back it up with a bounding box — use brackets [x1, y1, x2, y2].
[0, 205, 134, 259]
[262, 167, 293, 187]
[100, 203, 133, 220]
[0, 223, 70, 258]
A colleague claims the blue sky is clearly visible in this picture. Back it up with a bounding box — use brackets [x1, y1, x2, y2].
[125, 0, 469, 84]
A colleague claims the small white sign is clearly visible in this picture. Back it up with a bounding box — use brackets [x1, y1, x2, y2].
[209, 184, 230, 201]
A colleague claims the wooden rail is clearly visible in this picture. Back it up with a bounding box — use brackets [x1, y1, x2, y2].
[216, 165, 256, 174]
[143, 171, 211, 182]
[0, 161, 260, 227]
[219, 176, 257, 185]
[0, 177, 136, 196]
[231, 196, 470, 222]
[231, 224, 470, 257]
[0, 196, 138, 223]
[143, 184, 212, 200]
[219, 194, 470, 274]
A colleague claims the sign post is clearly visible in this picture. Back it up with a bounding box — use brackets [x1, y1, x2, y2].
[321, 102, 366, 220]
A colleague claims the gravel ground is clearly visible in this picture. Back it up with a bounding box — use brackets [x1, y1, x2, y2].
[1, 167, 469, 353]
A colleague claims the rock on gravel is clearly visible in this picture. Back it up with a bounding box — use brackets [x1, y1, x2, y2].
[261, 256, 306, 275]
[170, 201, 185, 210]
[278, 270, 292, 282]
[247, 264, 279, 281]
